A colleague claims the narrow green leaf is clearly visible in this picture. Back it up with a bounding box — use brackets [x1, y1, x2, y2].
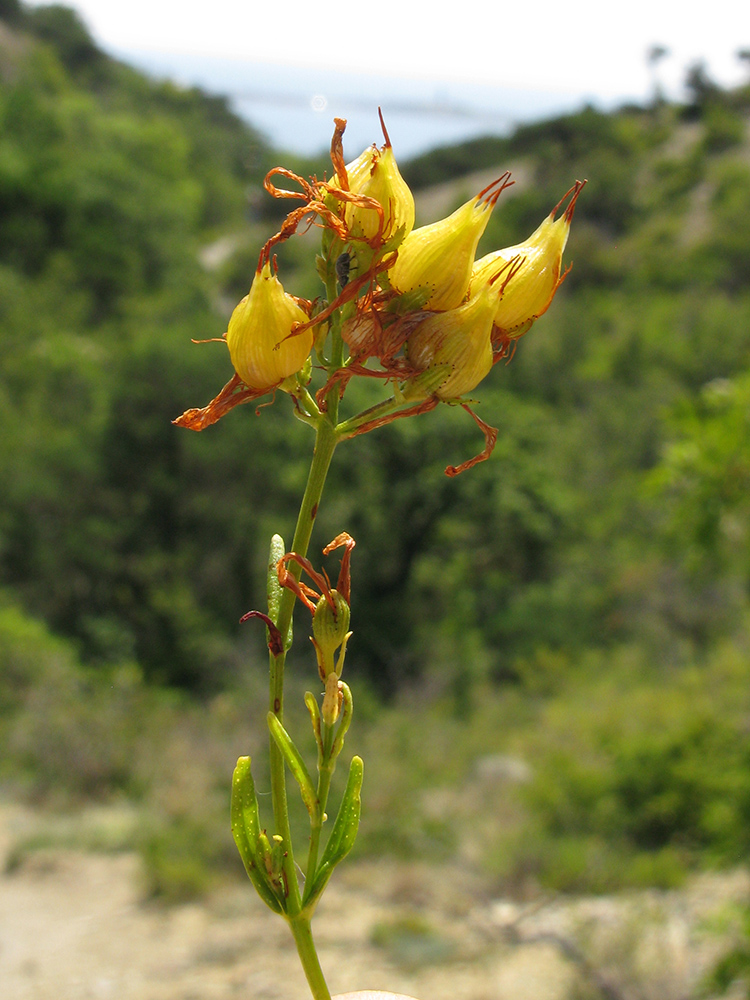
[267, 712, 319, 819]
[304, 755, 363, 907]
[231, 757, 284, 913]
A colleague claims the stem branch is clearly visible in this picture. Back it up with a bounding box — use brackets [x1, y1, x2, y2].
[305, 723, 336, 889]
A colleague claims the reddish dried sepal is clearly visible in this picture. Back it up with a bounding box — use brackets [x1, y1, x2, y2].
[444, 404, 498, 477]
[172, 374, 272, 432]
[239, 610, 284, 656]
[322, 532, 356, 605]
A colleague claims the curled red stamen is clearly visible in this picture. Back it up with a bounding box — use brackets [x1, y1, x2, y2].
[341, 397, 440, 440]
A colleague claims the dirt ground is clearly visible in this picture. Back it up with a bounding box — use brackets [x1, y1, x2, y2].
[1, 802, 748, 1000]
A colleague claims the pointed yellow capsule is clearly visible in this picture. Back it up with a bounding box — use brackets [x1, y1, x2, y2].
[226, 260, 313, 389]
[389, 173, 512, 311]
[472, 180, 586, 338]
[336, 111, 415, 242]
[405, 284, 500, 400]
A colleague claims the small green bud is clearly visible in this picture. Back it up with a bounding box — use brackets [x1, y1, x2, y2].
[312, 589, 351, 679]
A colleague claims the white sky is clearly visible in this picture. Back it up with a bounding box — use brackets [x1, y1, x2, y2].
[27, 0, 750, 101]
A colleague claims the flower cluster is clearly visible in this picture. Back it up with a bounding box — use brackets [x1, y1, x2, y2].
[175, 112, 584, 475]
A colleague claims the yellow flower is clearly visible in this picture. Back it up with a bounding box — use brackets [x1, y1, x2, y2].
[226, 259, 312, 389]
[472, 180, 586, 338]
[405, 284, 499, 400]
[388, 174, 512, 311]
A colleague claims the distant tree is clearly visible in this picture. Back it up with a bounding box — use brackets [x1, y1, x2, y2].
[26, 4, 102, 71]
[646, 44, 670, 105]
[0, 0, 23, 25]
[684, 60, 721, 110]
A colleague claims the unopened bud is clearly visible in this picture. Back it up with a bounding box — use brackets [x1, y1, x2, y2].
[227, 259, 313, 389]
[312, 589, 351, 679]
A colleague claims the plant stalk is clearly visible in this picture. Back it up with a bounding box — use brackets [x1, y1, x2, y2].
[268, 415, 339, 914]
[266, 267, 350, 990]
[305, 722, 336, 892]
[289, 915, 332, 1000]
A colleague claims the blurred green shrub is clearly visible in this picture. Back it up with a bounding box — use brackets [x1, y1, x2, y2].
[702, 103, 746, 152]
[139, 813, 235, 902]
[371, 913, 456, 968]
[0, 598, 158, 800]
[502, 646, 750, 891]
[704, 904, 750, 998]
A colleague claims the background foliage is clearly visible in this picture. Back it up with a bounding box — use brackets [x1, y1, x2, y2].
[2, 3, 750, 907]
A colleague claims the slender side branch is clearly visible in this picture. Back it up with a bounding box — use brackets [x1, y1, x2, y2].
[306, 722, 336, 886]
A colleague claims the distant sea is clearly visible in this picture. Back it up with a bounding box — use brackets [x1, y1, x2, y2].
[116, 49, 642, 160]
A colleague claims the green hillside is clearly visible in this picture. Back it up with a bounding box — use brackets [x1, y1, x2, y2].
[2, 3, 750, 899]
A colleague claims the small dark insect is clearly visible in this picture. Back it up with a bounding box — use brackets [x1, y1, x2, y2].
[335, 251, 352, 287]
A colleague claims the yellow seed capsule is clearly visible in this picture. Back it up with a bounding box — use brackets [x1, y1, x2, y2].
[336, 112, 415, 241]
[472, 180, 586, 337]
[226, 260, 312, 389]
[405, 284, 498, 400]
[389, 173, 512, 312]
[346, 148, 415, 241]
[343, 146, 376, 192]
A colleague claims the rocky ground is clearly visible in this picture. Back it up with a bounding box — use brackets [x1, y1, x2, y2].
[1, 802, 748, 1000]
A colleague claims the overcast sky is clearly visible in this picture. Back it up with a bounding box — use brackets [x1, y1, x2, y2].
[27, 0, 750, 101]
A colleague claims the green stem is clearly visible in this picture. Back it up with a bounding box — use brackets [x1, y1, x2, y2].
[289, 915, 332, 1000]
[276, 417, 340, 645]
[305, 723, 336, 889]
[268, 415, 339, 915]
[265, 265, 350, 988]
[325, 271, 345, 427]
